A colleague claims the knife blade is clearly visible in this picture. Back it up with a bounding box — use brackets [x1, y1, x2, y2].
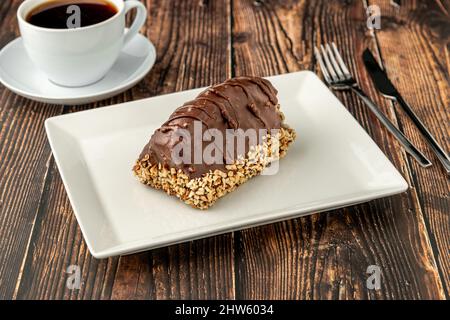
[362, 49, 398, 98]
[363, 48, 450, 174]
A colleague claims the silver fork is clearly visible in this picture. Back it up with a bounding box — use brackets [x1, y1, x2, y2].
[314, 43, 431, 168]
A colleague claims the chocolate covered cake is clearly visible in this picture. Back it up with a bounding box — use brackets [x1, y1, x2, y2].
[133, 76, 296, 209]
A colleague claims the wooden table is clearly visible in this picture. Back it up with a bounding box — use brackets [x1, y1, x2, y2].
[0, 0, 448, 300]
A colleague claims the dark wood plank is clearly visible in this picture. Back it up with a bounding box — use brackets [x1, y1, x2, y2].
[110, 0, 234, 299]
[0, 98, 64, 300]
[111, 0, 235, 300]
[1, 0, 448, 300]
[370, 0, 450, 297]
[13, 157, 120, 299]
[13, 0, 235, 299]
[0, 0, 66, 299]
[232, 0, 445, 299]
[111, 235, 235, 299]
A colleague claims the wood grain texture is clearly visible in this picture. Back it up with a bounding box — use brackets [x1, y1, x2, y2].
[232, 0, 445, 299]
[110, 0, 235, 300]
[0, 0, 66, 299]
[13, 159, 120, 299]
[370, 0, 450, 296]
[10, 0, 236, 300]
[0, 0, 448, 300]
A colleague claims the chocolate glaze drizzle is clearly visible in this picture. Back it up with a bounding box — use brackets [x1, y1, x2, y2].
[139, 76, 282, 178]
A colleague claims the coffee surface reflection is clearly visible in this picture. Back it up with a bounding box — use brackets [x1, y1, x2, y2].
[26, 0, 118, 29]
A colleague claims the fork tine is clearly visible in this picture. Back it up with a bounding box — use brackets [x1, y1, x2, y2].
[314, 46, 332, 84]
[331, 43, 351, 79]
[325, 44, 345, 81]
[320, 45, 338, 82]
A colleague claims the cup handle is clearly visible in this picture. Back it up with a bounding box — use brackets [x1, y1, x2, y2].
[123, 0, 147, 47]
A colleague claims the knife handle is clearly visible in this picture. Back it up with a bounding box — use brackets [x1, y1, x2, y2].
[395, 95, 450, 174]
[351, 86, 432, 168]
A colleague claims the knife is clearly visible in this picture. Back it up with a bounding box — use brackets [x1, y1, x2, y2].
[363, 49, 450, 174]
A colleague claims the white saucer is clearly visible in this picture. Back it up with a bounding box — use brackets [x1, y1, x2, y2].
[0, 33, 156, 105]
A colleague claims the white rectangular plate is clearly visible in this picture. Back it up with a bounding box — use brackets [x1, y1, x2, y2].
[45, 71, 408, 258]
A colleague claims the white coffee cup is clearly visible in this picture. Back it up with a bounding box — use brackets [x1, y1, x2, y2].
[18, 0, 147, 87]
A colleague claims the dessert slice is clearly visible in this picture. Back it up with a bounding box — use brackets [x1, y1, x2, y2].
[133, 76, 296, 209]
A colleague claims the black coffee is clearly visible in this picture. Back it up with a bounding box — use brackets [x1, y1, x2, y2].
[26, 0, 118, 29]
